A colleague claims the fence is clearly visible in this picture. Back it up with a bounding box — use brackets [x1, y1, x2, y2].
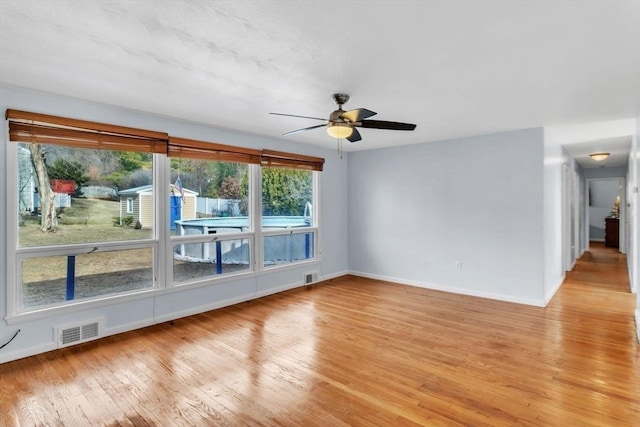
[34, 192, 72, 209]
[196, 197, 241, 217]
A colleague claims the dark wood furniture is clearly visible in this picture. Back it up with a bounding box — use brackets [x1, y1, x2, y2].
[605, 217, 619, 248]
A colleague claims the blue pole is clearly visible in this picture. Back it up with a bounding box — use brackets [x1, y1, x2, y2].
[305, 233, 311, 259]
[66, 255, 76, 300]
[216, 240, 222, 274]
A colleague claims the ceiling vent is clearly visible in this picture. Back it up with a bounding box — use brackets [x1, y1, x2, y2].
[56, 319, 103, 348]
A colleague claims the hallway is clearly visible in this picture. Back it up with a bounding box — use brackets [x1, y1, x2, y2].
[548, 242, 636, 334]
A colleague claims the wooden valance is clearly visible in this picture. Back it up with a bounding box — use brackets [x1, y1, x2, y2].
[261, 149, 325, 171]
[6, 110, 325, 171]
[168, 137, 261, 164]
[6, 109, 168, 153]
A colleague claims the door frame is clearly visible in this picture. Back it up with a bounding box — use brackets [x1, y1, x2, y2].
[585, 177, 626, 253]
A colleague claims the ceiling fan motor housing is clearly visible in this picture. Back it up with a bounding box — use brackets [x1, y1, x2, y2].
[330, 109, 348, 123]
[332, 93, 350, 106]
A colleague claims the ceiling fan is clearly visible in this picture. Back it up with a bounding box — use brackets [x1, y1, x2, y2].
[270, 93, 417, 143]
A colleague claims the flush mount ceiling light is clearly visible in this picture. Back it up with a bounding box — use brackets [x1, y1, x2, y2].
[590, 152, 610, 161]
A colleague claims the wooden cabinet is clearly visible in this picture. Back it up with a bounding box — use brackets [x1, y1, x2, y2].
[605, 217, 619, 248]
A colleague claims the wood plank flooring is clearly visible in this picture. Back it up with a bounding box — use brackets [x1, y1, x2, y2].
[1, 242, 638, 426]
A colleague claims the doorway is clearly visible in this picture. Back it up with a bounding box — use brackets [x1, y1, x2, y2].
[563, 165, 580, 271]
[586, 177, 626, 253]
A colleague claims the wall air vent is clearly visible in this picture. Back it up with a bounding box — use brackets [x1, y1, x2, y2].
[56, 319, 103, 348]
[304, 271, 319, 285]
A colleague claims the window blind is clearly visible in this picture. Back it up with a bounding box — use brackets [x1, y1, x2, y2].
[6, 109, 168, 153]
[260, 149, 325, 171]
[168, 136, 261, 164]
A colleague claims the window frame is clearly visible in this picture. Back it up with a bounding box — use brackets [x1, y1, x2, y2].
[165, 138, 260, 286]
[5, 110, 323, 320]
[259, 166, 320, 269]
[6, 141, 162, 317]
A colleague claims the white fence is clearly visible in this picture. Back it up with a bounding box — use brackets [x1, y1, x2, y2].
[196, 198, 241, 217]
[34, 192, 72, 209]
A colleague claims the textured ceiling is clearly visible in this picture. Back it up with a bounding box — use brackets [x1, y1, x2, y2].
[0, 0, 638, 164]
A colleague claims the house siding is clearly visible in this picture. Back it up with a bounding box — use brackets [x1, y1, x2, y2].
[140, 194, 153, 228]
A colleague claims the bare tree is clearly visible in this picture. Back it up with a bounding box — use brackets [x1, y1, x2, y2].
[29, 144, 57, 231]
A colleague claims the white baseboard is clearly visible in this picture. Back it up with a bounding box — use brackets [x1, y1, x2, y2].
[0, 342, 57, 364]
[349, 270, 546, 307]
[153, 292, 257, 324]
[320, 270, 349, 282]
[635, 310, 640, 343]
[545, 275, 566, 305]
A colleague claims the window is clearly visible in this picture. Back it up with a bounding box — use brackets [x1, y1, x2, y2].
[260, 150, 322, 268]
[6, 110, 323, 317]
[7, 109, 166, 313]
[167, 137, 260, 284]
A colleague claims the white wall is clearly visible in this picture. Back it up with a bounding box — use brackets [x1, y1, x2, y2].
[0, 85, 349, 363]
[633, 109, 640, 342]
[348, 128, 547, 306]
[542, 130, 566, 303]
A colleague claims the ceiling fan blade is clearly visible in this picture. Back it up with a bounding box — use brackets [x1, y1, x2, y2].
[282, 123, 327, 136]
[341, 108, 377, 123]
[270, 112, 327, 121]
[347, 128, 362, 143]
[358, 120, 417, 131]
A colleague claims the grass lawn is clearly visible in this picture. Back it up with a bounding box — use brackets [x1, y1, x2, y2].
[19, 198, 153, 285]
[19, 198, 152, 247]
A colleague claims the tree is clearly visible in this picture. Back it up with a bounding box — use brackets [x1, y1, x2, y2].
[219, 177, 241, 216]
[29, 144, 57, 231]
[117, 151, 152, 171]
[118, 169, 152, 190]
[261, 168, 312, 216]
[208, 162, 241, 198]
[239, 171, 249, 215]
[171, 158, 216, 197]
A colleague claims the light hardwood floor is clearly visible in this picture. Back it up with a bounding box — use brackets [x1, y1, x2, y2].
[1, 242, 638, 426]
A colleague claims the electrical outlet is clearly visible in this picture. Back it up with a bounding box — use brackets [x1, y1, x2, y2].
[455, 261, 462, 270]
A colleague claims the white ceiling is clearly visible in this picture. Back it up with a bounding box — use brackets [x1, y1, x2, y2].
[0, 1, 638, 165]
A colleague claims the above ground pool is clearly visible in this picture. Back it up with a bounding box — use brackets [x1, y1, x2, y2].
[174, 216, 310, 234]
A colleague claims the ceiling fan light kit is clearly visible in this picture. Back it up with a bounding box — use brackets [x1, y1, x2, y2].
[326, 122, 353, 139]
[590, 152, 610, 161]
[270, 93, 417, 153]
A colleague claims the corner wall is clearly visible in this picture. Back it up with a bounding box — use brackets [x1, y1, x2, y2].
[348, 128, 547, 306]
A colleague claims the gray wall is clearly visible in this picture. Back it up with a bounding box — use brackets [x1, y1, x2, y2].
[0, 84, 349, 363]
[348, 128, 548, 306]
[583, 166, 628, 180]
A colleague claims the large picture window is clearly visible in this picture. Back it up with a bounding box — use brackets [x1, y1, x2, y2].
[167, 137, 259, 284]
[6, 111, 323, 317]
[260, 150, 322, 268]
[7, 110, 166, 313]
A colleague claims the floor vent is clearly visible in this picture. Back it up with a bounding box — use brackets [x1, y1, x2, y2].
[304, 271, 319, 285]
[56, 320, 102, 348]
